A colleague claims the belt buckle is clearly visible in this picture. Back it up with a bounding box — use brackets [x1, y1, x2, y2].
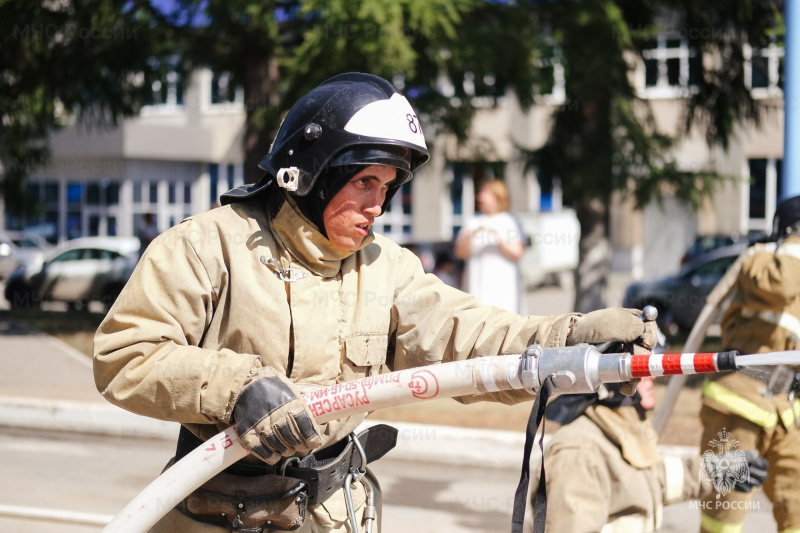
[280, 456, 300, 476]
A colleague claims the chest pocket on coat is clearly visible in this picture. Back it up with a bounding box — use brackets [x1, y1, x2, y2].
[344, 335, 388, 376]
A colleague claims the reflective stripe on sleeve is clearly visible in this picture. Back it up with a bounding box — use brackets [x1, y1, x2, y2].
[662, 456, 685, 503]
[700, 513, 744, 533]
[780, 399, 800, 429]
[741, 307, 800, 340]
[702, 380, 779, 428]
[600, 514, 652, 533]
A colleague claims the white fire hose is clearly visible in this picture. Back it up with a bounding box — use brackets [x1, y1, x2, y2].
[104, 343, 744, 532]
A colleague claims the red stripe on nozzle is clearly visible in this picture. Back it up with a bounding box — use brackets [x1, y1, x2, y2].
[692, 353, 717, 373]
[631, 355, 651, 378]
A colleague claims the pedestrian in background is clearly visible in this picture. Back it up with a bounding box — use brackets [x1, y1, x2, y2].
[136, 212, 159, 256]
[455, 179, 527, 313]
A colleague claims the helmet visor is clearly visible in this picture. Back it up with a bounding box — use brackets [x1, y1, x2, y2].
[329, 146, 413, 186]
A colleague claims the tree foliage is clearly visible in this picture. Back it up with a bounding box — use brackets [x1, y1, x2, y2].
[0, 0, 176, 207]
[1, 0, 787, 311]
[519, 0, 783, 310]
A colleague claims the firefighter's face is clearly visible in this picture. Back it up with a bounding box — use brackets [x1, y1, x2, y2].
[637, 377, 655, 410]
[323, 165, 396, 252]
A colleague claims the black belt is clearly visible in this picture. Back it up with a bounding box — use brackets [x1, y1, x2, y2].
[175, 424, 397, 506]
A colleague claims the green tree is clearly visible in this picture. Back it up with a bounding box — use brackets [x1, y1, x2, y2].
[523, 0, 783, 312]
[0, 0, 176, 211]
[166, 0, 469, 182]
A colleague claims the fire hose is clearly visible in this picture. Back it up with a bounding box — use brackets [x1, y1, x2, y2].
[104, 342, 748, 533]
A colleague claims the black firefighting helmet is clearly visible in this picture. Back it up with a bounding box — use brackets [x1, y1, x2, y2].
[773, 195, 800, 238]
[221, 73, 429, 216]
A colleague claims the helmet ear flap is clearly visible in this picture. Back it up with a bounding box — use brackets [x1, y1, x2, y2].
[773, 195, 800, 238]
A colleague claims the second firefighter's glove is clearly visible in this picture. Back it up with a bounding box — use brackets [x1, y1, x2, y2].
[232, 366, 322, 464]
[567, 307, 660, 395]
[734, 451, 769, 493]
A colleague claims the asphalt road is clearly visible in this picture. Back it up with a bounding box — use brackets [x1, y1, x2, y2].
[0, 427, 527, 533]
[0, 282, 779, 533]
[0, 427, 778, 533]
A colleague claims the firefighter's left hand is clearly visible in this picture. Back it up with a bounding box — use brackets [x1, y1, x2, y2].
[566, 307, 660, 395]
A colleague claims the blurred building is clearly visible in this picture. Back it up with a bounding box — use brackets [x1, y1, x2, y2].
[2, 36, 785, 293]
[3, 69, 247, 242]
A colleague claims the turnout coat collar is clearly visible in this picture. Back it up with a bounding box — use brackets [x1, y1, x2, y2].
[267, 190, 375, 279]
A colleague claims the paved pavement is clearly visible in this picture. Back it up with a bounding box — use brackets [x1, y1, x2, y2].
[0, 289, 780, 532]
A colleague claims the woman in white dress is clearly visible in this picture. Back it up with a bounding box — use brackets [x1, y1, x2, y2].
[454, 180, 527, 313]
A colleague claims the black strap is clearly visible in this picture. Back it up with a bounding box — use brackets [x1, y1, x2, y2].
[511, 376, 555, 533]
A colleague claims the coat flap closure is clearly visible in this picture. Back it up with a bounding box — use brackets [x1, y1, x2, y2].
[344, 335, 388, 367]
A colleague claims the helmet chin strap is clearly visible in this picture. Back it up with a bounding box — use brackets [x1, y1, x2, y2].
[291, 166, 357, 238]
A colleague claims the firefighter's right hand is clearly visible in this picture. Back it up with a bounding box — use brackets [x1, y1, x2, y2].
[231, 365, 322, 464]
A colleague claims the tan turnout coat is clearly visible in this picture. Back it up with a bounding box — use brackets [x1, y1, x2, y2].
[93, 190, 576, 527]
[543, 405, 707, 533]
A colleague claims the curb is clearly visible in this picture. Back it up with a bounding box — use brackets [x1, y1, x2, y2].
[0, 396, 699, 469]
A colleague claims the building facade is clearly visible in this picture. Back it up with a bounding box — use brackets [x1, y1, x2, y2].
[1, 38, 786, 292]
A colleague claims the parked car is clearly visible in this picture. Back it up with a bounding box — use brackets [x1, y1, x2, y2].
[0, 233, 50, 280]
[623, 243, 748, 336]
[679, 231, 765, 265]
[4, 236, 140, 310]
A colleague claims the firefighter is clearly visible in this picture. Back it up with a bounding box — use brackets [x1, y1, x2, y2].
[698, 194, 800, 533]
[541, 377, 767, 533]
[93, 73, 657, 532]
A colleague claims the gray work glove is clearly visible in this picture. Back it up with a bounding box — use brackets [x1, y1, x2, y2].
[567, 307, 660, 395]
[232, 366, 322, 464]
[734, 450, 768, 493]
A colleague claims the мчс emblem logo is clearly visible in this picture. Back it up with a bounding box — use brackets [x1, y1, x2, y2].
[700, 428, 750, 496]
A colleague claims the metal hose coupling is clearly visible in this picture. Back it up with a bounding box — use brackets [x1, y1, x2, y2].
[518, 344, 617, 394]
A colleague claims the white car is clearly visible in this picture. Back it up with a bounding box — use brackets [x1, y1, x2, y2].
[0, 233, 50, 280]
[4, 236, 140, 310]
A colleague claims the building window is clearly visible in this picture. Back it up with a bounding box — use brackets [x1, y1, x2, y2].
[210, 72, 243, 106]
[143, 71, 184, 112]
[745, 39, 784, 98]
[535, 45, 566, 105]
[380, 181, 414, 243]
[209, 163, 219, 206]
[87, 184, 101, 205]
[107, 183, 119, 205]
[107, 216, 117, 236]
[67, 182, 83, 206]
[89, 214, 101, 237]
[641, 36, 702, 98]
[748, 158, 782, 233]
